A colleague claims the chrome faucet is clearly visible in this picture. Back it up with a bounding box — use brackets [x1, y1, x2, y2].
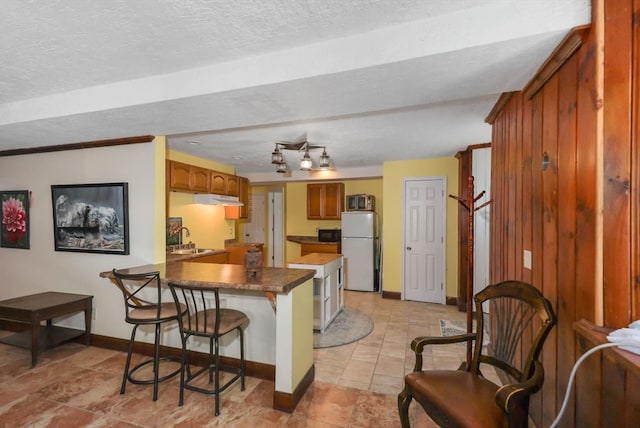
[179, 226, 191, 239]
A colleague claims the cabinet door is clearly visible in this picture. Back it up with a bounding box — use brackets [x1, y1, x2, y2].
[323, 183, 344, 219]
[307, 183, 344, 220]
[226, 243, 264, 264]
[307, 184, 324, 219]
[168, 161, 209, 193]
[301, 243, 339, 256]
[226, 175, 239, 197]
[190, 253, 229, 263]
[190, 166, 209, 193]
[169, 161, 192, 192]
[210, 172, 228, 194]
[224, 176, 249, 219]
[238, 176, 249, 218]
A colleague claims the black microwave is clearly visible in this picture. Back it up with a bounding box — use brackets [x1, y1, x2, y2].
[346, 194, 375, 211]
[318, 229, 341, 242]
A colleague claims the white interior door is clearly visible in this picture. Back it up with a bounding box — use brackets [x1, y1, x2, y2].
[242, 193, 265, 244]
[472, 148, 491, 297]
[403, 177, 446, 303]
[268, 190, 284, 267]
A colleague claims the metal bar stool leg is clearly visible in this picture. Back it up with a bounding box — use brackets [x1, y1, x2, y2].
[239, 327, 246, 391]
[121, 325, 138, 395]
[214, 337, 221, 416]
[152, 322, 161, 401]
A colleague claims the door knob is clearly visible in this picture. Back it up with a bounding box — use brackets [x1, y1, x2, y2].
[406, 246, 412, 250]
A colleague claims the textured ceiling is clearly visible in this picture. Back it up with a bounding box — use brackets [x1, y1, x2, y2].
[0, 0, 591, 181]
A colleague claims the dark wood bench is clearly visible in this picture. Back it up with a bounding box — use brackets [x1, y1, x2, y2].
[0, 291, 93, 367]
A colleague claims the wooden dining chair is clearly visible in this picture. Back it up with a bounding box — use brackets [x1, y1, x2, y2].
[398, 280, 557, 428]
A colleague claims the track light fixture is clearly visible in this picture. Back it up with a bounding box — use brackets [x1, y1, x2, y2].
[270, 141, 332, 172]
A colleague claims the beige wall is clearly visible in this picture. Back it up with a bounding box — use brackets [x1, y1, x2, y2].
[382, 157, 459, 297]
[0, 141, 164, 341]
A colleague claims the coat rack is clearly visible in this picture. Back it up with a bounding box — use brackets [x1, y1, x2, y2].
[449, 176, 492, 366]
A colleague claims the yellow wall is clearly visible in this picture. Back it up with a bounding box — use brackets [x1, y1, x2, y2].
[166, 149, 237, 249]
[154, 137, 167, 262]
[382, 157, 459, 297]
[283, 179, 383, 261]
[167, 150, 235, 173]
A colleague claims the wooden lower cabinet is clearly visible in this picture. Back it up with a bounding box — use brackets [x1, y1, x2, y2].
[189, 253, 229, 263]
[300, 243, 341, 256]
[226, 243, 264, 265]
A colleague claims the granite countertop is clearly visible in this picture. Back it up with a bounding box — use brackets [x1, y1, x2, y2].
[100, 262, 315, 294]
[286, 235, 340, 245]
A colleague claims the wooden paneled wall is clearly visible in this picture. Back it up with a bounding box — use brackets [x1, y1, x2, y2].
[486, 0, 639, 426]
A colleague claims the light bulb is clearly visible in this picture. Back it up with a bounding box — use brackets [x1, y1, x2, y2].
[300, 149, 312, 170]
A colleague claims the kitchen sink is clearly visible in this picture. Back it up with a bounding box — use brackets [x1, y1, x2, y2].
[170, 248, 215, 255]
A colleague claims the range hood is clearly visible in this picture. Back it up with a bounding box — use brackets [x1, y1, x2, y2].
[193, 194, 244, 206]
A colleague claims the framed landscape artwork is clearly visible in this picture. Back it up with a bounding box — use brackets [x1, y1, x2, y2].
[0, 190, 30, 249]
[51, 182, 129, 254]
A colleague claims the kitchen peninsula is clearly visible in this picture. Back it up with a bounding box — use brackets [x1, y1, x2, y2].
[289, 253, 343, 333]
[100, 261, 315, 412]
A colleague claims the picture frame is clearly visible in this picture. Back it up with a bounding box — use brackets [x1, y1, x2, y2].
[166, 217, 183, 245]
[1, 190, 30, 249]
[51, 182, 129, 254]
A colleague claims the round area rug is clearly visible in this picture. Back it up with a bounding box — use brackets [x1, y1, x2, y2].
[313, 307, 374, 349]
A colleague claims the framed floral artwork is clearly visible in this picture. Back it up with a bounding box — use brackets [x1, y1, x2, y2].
[1, 190, 30, 249]
[51, 182, 129, 254]
[166, 217, 183, 245]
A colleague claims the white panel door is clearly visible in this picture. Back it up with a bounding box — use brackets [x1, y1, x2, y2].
[472, 148, 491, 298]
[243, 193, 265, 243]
[403, 178, 445, 303]
[268, 190, 284, 267]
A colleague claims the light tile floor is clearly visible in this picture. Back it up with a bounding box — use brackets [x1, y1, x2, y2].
[0, 291, 490, 427]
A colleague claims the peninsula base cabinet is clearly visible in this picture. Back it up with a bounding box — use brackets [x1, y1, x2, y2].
[226, 243, 264, 265]
[300, 242, 341, 256]
[289, 254, 343, 333]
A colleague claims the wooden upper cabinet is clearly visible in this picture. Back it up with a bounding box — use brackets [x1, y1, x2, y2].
[168, 160, 244, 202]
[238, 176, 249, 218]
[323, 183, 343, 219]
[210, 171, 228, 195]
[169, 161, 191, 191]
[307, 183, 344, 220]
[169, 161, 209, 193]
[226, 174, 239, 197]
[224, 176, 250, 220]
[190, 166, 209, 193]
[307, 184, 324, 219]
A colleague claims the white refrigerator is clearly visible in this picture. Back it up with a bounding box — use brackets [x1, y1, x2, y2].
[341, 211, 379, 291]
